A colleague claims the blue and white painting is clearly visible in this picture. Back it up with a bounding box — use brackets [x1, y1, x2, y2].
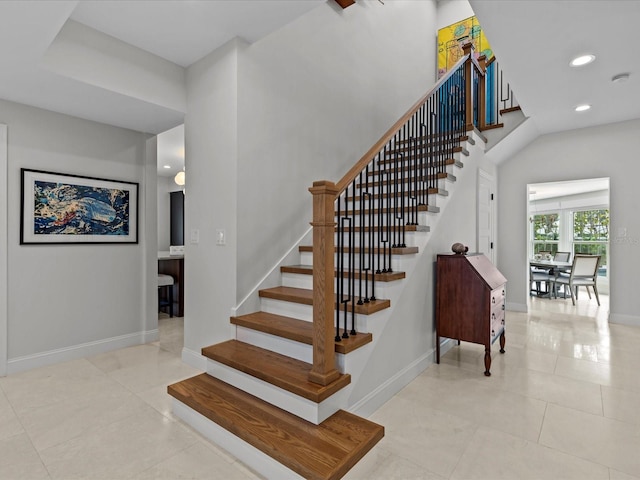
[33, 181, 129, 236]
[21, 169, 138, 244]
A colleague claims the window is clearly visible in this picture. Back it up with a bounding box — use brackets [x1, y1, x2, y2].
[573, 209, 609, 276]
[532, 213, 559, 254]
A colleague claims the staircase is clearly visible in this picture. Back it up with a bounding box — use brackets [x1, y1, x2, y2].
[168, 44, 514, 479]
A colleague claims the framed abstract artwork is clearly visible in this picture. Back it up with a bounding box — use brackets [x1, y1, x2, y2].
[20, 168, 138, 244]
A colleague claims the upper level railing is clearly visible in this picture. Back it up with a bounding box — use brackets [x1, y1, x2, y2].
[307, 43, 509, 385]
[483, 57, 519, 128]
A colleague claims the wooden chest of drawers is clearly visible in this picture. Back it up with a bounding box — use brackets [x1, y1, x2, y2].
[435, 253, 507, 376]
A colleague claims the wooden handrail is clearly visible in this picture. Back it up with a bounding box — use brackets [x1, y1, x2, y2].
[335, 54, 470, 196]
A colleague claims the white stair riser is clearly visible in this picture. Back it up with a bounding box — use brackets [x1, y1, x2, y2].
[333, 211, 434, 227]
[172, 400, 305, 480]
[259, 297, 372, 333]
[205, 359, 348, 425]
[280, 272, 401, 299]
[298, 251, 419, 271]
[234, 326, 364, 376]
[235, 325, 371, 378]
[260, 297, 312, 321]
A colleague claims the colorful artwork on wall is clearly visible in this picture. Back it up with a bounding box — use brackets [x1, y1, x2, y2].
[20, 169, 138, 244]
[437, 16, 493, 79]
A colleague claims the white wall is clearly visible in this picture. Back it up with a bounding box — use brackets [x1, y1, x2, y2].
[236, 0, 439, 304]
[437, 0, 475, 30]
[0, 99, 155, 372]
[0, 124, 7, 375]
[182, 1, 442, 362]
[498, 118, 639, 325]
[183, 39, 239, 360]
[349, 139, 497, 405]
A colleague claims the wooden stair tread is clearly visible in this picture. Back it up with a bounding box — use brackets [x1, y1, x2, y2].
[281, 264, 405, 282]
[231, 311, 373, 354]
[168, 373, 384, 480]
[336, 204, 440, 216]
[370, 158, 463, 174]
[202, 340, 350, 403]
[259, 286, 391, 315]
[383, 145, 468, 159]
[500, 105, 521, 115]
[334, 224, 430, 233]
[299, 245, 419, 255]
[346, 187, 448, 201]
[359, 171, 456, 188]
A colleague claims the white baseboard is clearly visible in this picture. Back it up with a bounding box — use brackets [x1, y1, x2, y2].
[506, 302, 528, 313]
[172, 398, 303, 480]
[7, 329, 158, 374]
[349, 339, 455, 419]
[609, 312, 639, 327]
[182, 346, 207, 371]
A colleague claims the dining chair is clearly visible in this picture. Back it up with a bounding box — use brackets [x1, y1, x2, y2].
[529, 250, 555, 295]
[553, 254, 601, 306]
[553, 251, 571, 262]
[530, 267, 553, 296]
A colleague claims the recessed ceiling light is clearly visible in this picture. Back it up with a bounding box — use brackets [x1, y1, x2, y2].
[163, 165, 171, 169]
[570, 54, 595, 67]
[575, 104, 591, 112]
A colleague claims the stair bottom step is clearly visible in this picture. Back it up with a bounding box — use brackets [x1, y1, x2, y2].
[168, 373, 384, 480]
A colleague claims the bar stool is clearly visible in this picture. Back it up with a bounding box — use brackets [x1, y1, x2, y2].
[158, 274, 175, 317]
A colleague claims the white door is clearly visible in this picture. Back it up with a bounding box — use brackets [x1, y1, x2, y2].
[477, 170, 495, 263]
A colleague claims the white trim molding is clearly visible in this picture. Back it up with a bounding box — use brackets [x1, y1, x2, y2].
[0, 124, 7, 376]
[7, 330, 157, 375]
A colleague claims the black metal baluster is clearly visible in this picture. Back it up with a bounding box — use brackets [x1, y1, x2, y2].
[357, 176, 364, 306]
[335, 197, 343, 342]
[375, 152, 382, 275]
[341, 216, 351, 339]
[362, 186, 371, 305]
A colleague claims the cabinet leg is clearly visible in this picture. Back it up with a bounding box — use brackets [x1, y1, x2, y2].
[499, 331, 506, 354]
[436, 334, 440, 364]
[484, 347, 491, 376]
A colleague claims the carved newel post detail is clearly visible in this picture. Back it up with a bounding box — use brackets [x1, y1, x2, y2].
[308, 181, 340, 386]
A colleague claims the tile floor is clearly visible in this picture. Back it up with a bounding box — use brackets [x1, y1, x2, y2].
[1, 294, 639, 479]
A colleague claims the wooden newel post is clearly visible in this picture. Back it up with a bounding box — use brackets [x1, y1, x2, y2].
[308, 181, 340, 386]
[477, 54, 487, 131]
[462, 42, 475, 132]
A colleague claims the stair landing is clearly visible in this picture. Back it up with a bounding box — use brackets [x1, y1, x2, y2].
[168, 373, 384, 480]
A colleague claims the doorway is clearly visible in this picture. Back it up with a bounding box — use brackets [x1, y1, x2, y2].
[157, 124, 185, 356]
[527, 178, 610, 307]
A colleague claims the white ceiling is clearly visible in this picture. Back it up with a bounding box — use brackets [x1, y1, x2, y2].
[469, 0, 640, 135]
[529, 178, 609, 201]
[0, 1, 638, 180]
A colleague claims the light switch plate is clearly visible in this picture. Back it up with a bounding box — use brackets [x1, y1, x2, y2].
[216, 229, 226, 246]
